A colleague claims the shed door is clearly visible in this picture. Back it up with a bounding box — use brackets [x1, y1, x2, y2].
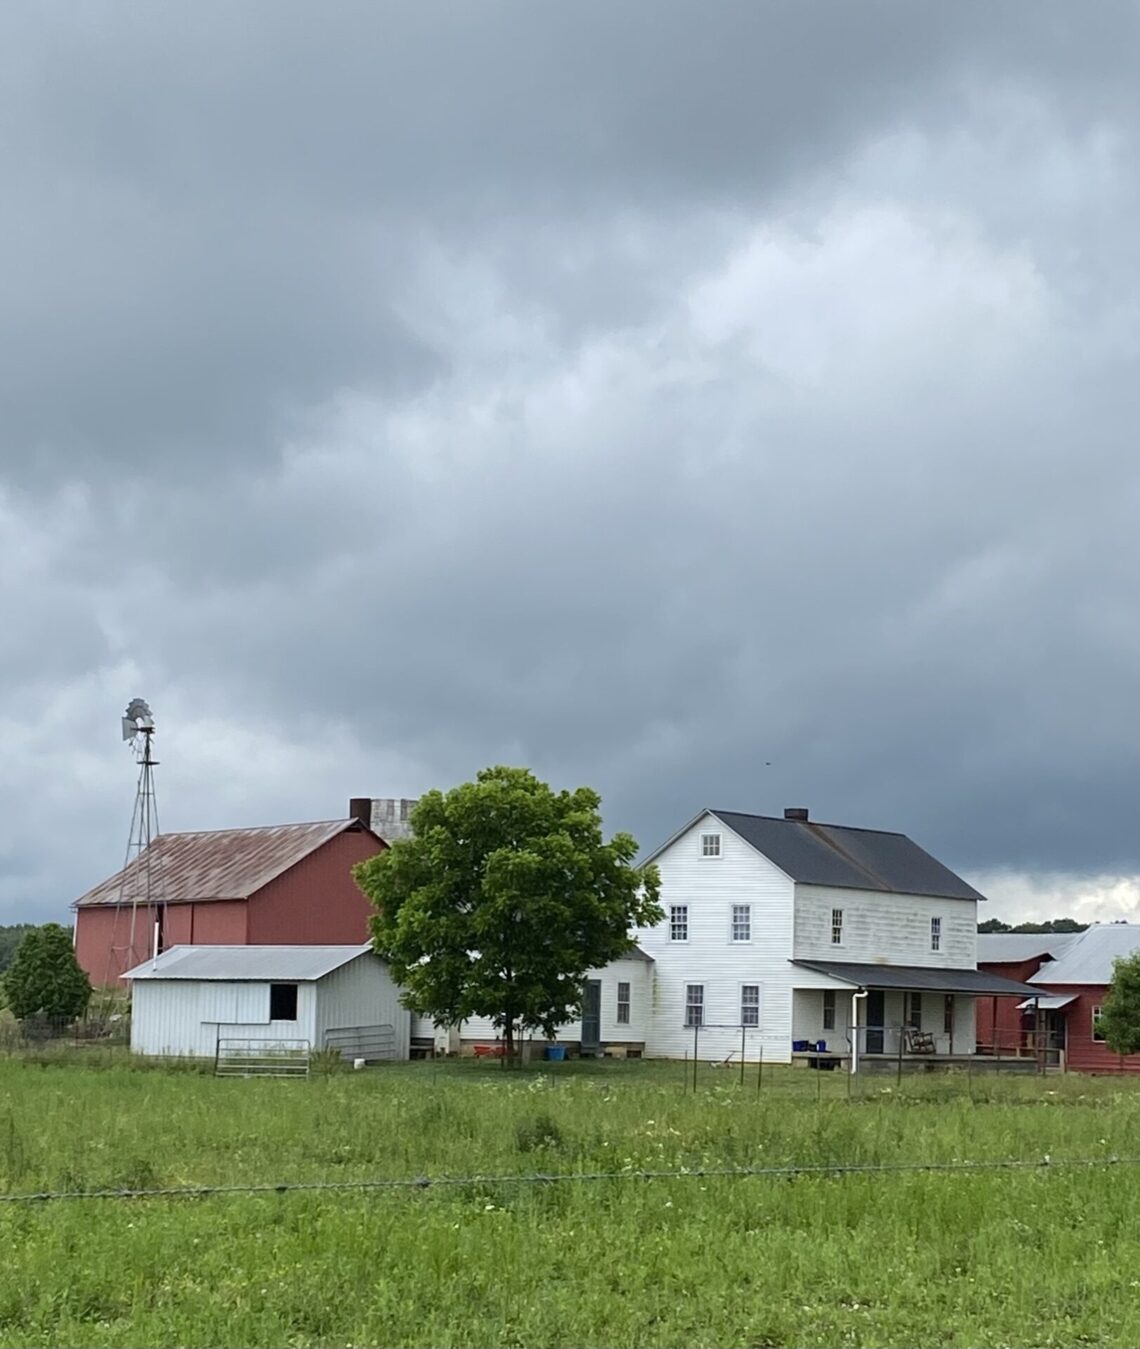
[580, 979, 602, 1053]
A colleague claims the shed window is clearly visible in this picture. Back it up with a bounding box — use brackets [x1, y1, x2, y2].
[831, 908, 843, 945]
[700, 832, 722, 857]
[822, 989, 836, 1031]
[740, 984, 760, 1027]
[616, 981, 631, 1025]
[670, 905, 689, 942]
[270, 983, 298, 1021]
[930, 916, 942, 952]
[684, 984, 704, 1027]
[1092, 1006, 1106, 1042]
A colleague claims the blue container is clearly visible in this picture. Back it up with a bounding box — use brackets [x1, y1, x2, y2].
[545, 1045, 567, 1061]
[792, 1039, 810, 1052]
[815, 1039, 827, 1052]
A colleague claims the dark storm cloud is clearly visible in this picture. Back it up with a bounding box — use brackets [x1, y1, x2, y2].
[2, 1, 1140, 921]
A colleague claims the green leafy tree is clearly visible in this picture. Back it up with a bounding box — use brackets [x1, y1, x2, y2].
[355, 766, 663, 1059]
[1097, 952, 1140, 1057]
[3, 924, 92, 1024]
[0, 924, 37, 974]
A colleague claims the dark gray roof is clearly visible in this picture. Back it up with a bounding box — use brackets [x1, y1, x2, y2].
[711, 811, 985, 902]
[792, 959, 1038, 996]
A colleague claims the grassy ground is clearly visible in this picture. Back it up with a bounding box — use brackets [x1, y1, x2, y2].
[2, 1056, 1140, 1347]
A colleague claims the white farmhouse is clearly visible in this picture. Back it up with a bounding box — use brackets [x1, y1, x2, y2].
[636, 806, 1036, 1068]
[126, 944, 410, 1061]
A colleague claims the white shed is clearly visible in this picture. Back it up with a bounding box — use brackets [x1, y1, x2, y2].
[125, 944, 410, 1060]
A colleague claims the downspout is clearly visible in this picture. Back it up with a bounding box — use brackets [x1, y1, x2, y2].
[850, 988, 869, 1075]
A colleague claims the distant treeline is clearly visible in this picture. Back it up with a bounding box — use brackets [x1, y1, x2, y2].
[0, 924, 44, 974]
[977, 918, 1088, 934]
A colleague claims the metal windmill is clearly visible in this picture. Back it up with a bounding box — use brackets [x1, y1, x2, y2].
[104, 699, 168, 985]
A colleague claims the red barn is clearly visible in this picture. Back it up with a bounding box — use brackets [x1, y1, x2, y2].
[975, 932, 1078, 1054]
[73, 808, 386, 987]
[1026, 924, 1140, 1073]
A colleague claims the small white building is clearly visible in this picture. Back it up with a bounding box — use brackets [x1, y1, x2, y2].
[125, 944, 410, 1060]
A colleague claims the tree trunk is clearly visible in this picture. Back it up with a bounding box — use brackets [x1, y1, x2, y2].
[503, 1016, 514, 1069]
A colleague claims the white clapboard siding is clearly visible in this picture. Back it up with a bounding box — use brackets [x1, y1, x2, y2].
[793, 884, 977, 967]
[635, 811, 797, 1063]
[459, 957, 653, 1045]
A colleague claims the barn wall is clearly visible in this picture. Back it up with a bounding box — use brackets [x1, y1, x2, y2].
[186, 901, 249, 945]
[247, 829, 383, 944]
[314, 955, 410, 1059]
[130, 979, 318, 1057]
[75, 904, 156, 987]
[975, 957, 1042, 1051]
[1039, 983, 1140, 1074]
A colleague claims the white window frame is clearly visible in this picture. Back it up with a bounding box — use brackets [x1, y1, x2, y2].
[700, 832, 722, 858]
[740, 984, 760, 1028]
[830, 908, 844, 946]
[730, 903, 752, 943]
[615, 981, 631, 1026]
[684, 984, 705, 1028]
[822, 989, 836, 1032]
[907, 991, 923, 1030]
[669, 905, 689, 942]
[1092, 1006, 1106, 1042]
[930, 916, 942, 952]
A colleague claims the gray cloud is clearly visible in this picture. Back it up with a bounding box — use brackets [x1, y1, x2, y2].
[2, 2, 1140, 922]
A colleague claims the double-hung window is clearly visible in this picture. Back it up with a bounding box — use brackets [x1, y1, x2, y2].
[930, 916, 942, 952]
[740, 984, 760, 1027]
[831, 908, 844, 945]
[731, 904, 751, 943]
[684, 984, 704, 1027]
[1093, 1006, 1106, 1042]
[616, 981, 631, 1026]
[701, 832, 722, 857]
[822, 989, 836, 1031]
[669, 905, 689, 942]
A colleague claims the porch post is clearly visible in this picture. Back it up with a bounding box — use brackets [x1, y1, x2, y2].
[849, 988, 867, 1075]
[1035, 996, 1044, 1075]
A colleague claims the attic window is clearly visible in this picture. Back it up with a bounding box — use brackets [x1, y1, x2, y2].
[270, 984, 298, 1021]
[700, 832, 722, 858]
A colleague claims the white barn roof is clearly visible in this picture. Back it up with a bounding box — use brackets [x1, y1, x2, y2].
[124, 944, 373, 982]
[1030, 925, 1140, 986]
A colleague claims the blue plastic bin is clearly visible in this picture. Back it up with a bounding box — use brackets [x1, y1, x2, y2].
[545, 1045, 567, 1061]
[815, 1039, 827, 1052]
[792, 1039, 810, 1052]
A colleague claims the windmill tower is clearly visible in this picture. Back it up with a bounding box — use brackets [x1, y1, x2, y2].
[103, 699, 167, 986]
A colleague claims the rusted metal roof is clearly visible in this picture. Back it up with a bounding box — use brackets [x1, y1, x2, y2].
[73, 820, 366, 908]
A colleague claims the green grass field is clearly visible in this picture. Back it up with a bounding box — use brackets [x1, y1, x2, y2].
[2, 1055, 1140, 1347]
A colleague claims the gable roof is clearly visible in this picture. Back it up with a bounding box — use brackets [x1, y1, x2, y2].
[704, 811, 985, 902]
[73, 819, 379, 909]
[1029, 924, 1140, 986]
[976, 932, 1080, 965]
[124, 943, 374, 982]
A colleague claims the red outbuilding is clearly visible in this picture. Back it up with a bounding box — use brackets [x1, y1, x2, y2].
[73, 803, 386, 986]
[978, 926, 1140, 1071]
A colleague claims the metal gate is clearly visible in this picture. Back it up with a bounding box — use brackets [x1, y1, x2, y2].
[215, 1037, 311, 1078]
[323, 1024, 397, 1063]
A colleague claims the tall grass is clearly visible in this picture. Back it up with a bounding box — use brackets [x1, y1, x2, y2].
[1, 1059, 1139, 1346]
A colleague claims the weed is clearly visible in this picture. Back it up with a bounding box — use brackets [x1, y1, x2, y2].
[514, 1111, 565, 1152]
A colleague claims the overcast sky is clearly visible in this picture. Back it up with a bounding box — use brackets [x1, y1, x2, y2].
[3, 2, 1140, 927]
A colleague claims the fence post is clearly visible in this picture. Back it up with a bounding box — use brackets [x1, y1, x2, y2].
[692, 1023, 699, 1092]
[740, 1025, 746, 1087]
[896, 1022, 904, 1087]
[756, 1043, 763, 1095]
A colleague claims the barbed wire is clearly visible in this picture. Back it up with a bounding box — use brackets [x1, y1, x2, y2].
[1, 1153, 1138, 1206]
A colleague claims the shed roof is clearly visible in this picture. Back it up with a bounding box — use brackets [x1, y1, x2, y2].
[124, 944, 374, 982]
[706, 812, 985, 902]
[73, 819, 377, 908]
[792, 959, 1038, 996]
[976, 933, 1080, 965]
[1029, 924, 1140, 986]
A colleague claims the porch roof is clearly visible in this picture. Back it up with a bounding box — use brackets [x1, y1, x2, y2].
[1017, 994, 1077, 1011]
[791, 959, 1039, 997]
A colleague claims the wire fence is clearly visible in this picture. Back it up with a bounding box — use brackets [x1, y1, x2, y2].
[2, 1153, 1138, 1207]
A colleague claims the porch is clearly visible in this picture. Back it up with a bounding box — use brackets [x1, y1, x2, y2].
[790, 958, 1045, 1073]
